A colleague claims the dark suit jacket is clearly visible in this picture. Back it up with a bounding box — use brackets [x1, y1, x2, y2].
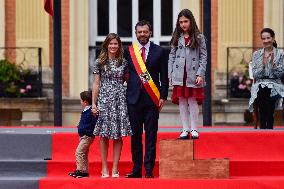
[125, 42, 169, 105]
[77, 107, 98, 137]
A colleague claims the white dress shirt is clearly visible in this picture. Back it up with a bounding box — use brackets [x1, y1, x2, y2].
[83, 105, 91, 112]
[138, 41, 150, 61]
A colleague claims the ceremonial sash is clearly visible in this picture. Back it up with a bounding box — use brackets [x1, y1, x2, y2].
[129, 43, 160, 107]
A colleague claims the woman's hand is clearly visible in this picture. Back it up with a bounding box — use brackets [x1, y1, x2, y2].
[92, 105, 99, 116]
[195, 76, 203, 85]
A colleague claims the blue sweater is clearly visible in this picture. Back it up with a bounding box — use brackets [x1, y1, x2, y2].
[78, 107, 98, 137]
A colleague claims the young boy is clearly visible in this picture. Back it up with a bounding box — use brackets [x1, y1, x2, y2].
[69, 90, 98, 178]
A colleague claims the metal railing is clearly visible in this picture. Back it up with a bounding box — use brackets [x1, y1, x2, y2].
[0, 47, 42, 97]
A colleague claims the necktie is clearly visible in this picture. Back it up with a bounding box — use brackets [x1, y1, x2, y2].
[141, 47, 146, 63]
[140, 46, 146, 89]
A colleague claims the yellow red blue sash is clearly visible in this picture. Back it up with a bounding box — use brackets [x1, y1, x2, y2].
[129, 43, 160, 107]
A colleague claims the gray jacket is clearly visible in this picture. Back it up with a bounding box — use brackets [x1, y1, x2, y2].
[168, 33, 207, 87]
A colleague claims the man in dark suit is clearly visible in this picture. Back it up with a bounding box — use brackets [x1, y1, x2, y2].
[124, 20, 168, 178]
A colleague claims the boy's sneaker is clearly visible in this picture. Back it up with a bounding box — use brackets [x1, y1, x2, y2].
[71, 170, 89, 178]
[190, 130, 199, 139]
[178, 130, 189, 139]
[68, 170, 79, 177]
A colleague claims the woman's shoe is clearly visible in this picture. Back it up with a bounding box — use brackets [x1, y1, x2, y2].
[101, 172, 110, 178]
[112, 171, 119, 178]
[190, 130, 199, 139]
[178, 130, 189, 139]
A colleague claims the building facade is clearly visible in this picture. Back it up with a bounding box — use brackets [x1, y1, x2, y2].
[1, 0, 284, 125]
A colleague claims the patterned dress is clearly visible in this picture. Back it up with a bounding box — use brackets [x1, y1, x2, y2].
[93, 59, 132, 139]
[248, 48, 284, 111]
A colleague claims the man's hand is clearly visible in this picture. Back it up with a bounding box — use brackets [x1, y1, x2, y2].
[158, 99, 166, 112]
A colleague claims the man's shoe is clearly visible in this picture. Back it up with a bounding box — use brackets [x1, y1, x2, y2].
[190, 130, 199, 139]
[178, 130, 189, 139]
[145, 173, 154, 178]
[125, 172, 142, 178]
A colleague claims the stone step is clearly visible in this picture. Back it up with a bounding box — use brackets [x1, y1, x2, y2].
[0, 160, 46, 177]
[0, 133, 51, 160]
[0, 178, 38, 189]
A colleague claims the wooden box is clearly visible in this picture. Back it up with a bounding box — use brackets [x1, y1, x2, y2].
[159, 139, 229, 179]
[159, 139, 194, 161]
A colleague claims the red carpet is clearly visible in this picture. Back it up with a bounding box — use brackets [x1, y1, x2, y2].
[40, 131, 284, 189]
[194, 132, 284, 160]
[39, 177, 284, 189]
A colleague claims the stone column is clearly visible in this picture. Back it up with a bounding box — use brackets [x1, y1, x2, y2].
[69, 0, 89, 98]
[0, 0, 4, 49]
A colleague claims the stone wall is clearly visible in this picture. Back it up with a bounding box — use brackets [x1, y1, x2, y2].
[0, 97, 251, 126]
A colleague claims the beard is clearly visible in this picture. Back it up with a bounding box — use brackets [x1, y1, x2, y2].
[138, 37, 150, 45]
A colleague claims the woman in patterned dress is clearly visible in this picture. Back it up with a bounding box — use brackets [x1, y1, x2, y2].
[92, 33, 132, 178]
[249, 28, 284, 129]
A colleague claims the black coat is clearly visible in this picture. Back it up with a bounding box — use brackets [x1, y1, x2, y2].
[77, 107, 98, 137]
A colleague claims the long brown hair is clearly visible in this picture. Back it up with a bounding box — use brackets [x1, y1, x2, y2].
[170, 9, 201, 48]
[98, 33, 124, 66]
